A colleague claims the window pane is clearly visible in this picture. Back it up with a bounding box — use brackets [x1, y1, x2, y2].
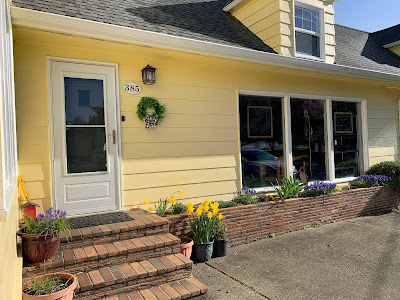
[295, 32, 320, 57]
[66, 127, 107, 174]
[332, 101, 360, 178]
[64, 77, 105, 125]
[239, 96, 285, 188]
[291, 99, 326, 182]
[295, 6, 319, 33]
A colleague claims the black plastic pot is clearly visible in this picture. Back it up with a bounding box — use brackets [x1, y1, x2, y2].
[193, 241, 214, 262]
[212, 239, 228, 257]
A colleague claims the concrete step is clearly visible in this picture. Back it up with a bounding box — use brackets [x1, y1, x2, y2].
[23, 232, 181, 279]
[73, 254, 194, 300]
[102, 277, 208, 300]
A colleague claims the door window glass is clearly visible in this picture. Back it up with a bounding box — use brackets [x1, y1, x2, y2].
[64, 77, 107, 174]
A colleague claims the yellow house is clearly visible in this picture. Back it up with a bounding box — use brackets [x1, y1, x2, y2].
[1, 0, 400, 298]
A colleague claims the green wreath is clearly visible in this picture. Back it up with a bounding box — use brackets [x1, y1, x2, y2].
[136, 97, 166, 125]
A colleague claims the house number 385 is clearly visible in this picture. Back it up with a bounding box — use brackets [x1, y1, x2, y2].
[122, 82, 142, 95]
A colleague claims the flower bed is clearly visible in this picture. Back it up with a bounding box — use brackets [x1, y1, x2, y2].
[167, 186, 399, 247]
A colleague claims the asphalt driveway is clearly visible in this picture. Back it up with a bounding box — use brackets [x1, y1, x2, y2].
[193, 211, 400, 300]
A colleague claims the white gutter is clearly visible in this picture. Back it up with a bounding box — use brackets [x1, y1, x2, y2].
[383, 40, 400, 48]
[222, 0, 245, 12]
[11, 7, 400, 83]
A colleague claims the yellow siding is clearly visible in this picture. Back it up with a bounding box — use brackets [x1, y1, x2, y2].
[0, 187, 22, 300]
[389, 44, 400, 56]
[230, 0, 335, 63]
[13, 26, 400, 210]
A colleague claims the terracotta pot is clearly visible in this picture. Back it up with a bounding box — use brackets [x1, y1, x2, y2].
[22, 272, 77, 300]
[18, 230, 60, 263]
[179, 237, 194, 259]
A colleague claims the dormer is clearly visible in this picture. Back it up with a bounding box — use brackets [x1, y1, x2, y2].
[371, 24, 400, 57]
[223, 0, 337, 63]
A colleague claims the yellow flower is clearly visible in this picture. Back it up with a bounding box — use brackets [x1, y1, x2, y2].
[171, 196, 176, 204]
[212, 208, 219, 215]
[148, 207, 154, 212]
[143, 200, 149, 205]
[188, 207, 194, 214]
[204, 198, 210, 205]
[187, 202, 194, 208]
[167, 198, 172, 203]
[195, 207, 203, 216]
[207, 212, 213, 218]
[179, 190, 184, 195]
[218, 214, 223, 220]
[336, 186, 342, 191]
[204, 205, 210, 212]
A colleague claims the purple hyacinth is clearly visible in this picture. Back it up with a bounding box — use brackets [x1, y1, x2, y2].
[301, 181, 337, 197]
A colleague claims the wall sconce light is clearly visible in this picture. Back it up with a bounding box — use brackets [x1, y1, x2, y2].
[141, 65, 156, 85]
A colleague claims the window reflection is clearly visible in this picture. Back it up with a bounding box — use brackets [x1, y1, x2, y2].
[291, 98, 326, 182]
[239, 95, 285, 188]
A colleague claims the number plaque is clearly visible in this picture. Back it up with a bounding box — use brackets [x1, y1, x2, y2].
[122, 82, 142, 95]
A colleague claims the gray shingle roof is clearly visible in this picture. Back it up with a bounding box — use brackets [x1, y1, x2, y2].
[11, 0, 400, 77]
[335, 25, 400, 76]
[12, 0, 275, 53]
[371, 24, 400, 47]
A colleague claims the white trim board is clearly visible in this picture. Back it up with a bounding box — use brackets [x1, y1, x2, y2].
[10, 7, 400, 83]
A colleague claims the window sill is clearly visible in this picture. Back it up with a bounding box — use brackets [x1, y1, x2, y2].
[295, 53, 325, 62]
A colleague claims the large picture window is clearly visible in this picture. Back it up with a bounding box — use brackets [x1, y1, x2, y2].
[239, 93, 367, 189]
[239, 95, 285, 188]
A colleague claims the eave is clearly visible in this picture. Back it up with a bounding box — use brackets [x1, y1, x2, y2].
[11, 7, 400, 83]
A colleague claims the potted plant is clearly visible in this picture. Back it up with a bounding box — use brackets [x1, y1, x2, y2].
[189, 199, 223, 262]
[179, 202, 194, 259]
[23, 271, 77, 300]
[18, 207, 70, 263]
[212, 217, 228, 257]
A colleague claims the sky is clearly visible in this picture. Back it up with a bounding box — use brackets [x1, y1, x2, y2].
[334, 0, 400, 33]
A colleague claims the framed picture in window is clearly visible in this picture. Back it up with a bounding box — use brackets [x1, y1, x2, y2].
[334, 112, 353, 133]
[247, 106, 273, 138]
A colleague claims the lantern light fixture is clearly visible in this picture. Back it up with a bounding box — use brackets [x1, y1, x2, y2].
[141, 65, 156, 85]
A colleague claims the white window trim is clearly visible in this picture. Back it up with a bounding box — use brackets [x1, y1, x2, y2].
[0, 0, 18, 221]
[293, 1, 326, 61]
[238, 90, 369, 192]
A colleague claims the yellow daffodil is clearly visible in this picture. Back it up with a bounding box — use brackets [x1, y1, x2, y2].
[167, 198, 172, 203]
[212, 208, 219, 215]
[204, 198, 210, 205]
[207, 212, 213, 218]
[204, 205, 210, 212]
[336, 186, 342, 191]
[171, 196, 176, 204]
[148, 207, 154, 212]
[187, 202, 194, 208]
[218, 214, 223, 220]
[179, 190, 184, 195]
[188, 207, 194, 214]
[195, 207, 203, 216]
[143, 200, 149, 205]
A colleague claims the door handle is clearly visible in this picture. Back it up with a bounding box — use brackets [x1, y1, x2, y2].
[109, 130, 116, 144]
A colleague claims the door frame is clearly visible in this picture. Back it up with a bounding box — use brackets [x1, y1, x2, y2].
[47, 56, 122, 214]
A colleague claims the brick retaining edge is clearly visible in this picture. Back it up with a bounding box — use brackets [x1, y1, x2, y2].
[167, 186, 400, 247]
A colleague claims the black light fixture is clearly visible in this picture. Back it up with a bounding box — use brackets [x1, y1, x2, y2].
[141, 65, 156, 85]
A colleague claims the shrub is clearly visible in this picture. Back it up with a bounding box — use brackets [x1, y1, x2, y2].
[217, 201, 238, 208]
[274, 176, 305, 199]
[366, 161, 400, 178]
[233, 187, 258, 205]
[300, 181, 337, 197]
[171, 203, 187, 215]
[353, 175, 391, 188]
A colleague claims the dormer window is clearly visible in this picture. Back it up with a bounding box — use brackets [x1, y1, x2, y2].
[295, 5, 323, 59]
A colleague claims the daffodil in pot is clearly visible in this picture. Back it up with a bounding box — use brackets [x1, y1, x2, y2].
[189, 199, 222, 262]
[18, 207, 71, 263]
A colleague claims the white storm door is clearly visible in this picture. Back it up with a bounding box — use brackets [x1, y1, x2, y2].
[51, 61, 120, 216]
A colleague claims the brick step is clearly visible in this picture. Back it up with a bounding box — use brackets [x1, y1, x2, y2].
[102, 277, 208, 300]
[23, 233, 181, 279]
[60, 210, 169, 250]
[74, 254, 193, 300]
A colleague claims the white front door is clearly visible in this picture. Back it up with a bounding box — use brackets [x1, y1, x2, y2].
[50, 60, 120, 216]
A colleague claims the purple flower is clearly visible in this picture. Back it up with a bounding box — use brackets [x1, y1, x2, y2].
[37, 213, 44, 221]
[355, 175, 391, 186]
[302, 181, 337, 197]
